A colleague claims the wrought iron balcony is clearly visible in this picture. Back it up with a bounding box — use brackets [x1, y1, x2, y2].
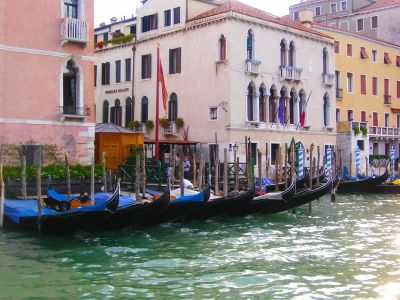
[384, 95, 392, 105]
[336, 88, 343, 99]
[61, 17, 89, 46]
[280, 65, 302, 81]
[322, 73, 335, 86]
[59, 106, 90, 119]
[163, 121, 179, 136]
[245, 59, 261, 75]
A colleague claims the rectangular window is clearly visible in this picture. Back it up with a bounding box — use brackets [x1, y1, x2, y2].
[101, 62, 110, 85]
[371, 16, 378, 29]
[372, 50, 377, 62]
[396, 56, 400, 67]
[142, 13, 158, 32]
[169, 48, 182, 74]
[360, 47, 369, 59]
[347, 72, 353, 93]
[372, 77, 378, 96]
[357, 140, 365, 151]
[330, 3, 337, 13]
[397, 81, 400, 99]
[115, 60, 121, 83]
[357, 18, 364, 31]
[341, 1, 347, 11]
[173, 7, 181, 25]
[360, 75, 366, 95]
[384, 79, 390, 95]
[315, 6, 321, 16]
[347, 110, 354, 121]
[347, 44, 352, 56]
[64, 0, 78, 18]
[293, 11, 299, 21]
[94, 65, 97, 87]
[385, 114, 390, 127]
[397, 115, 400, 128]
[94, 34, 98, 44]
[103, 32, 108, 42]
[373, 112, 378, 126]
[164, 9, 171, 27]
[271, 143, 280, 165]
[130, 25, 136, 35]
[141, 54, 152, 79]
[336, 108, 341, 122]
[384, 52, 392, 64]
[125, 58, 131, 81]
[334, 41, 340, 54]
[361, 111, 367, 122]
[209, 107, 217, 120]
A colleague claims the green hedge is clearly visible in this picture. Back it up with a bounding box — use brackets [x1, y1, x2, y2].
[3, 164, 104, 181]
[369, 155, 389, 161]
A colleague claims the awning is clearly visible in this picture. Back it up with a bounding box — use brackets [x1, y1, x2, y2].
[144, 139, 202, 145]
[391, 108, 400, 114]
[384, 53, 392, 64]
[360, 47, 369, 59]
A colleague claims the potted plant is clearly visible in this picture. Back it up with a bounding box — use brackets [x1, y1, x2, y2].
[353, 126, 360, 136]
[175, 117, 185, 130]
[146, 120, 154, 131]
[159, 117, 169, 129]
[95, 41, 104, 49]
[361, 126, 368, 138]
[128, 120, 140, 131]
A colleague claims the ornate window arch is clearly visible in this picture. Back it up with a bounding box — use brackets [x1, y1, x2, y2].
[125, 97, 133, 127]
[247, 29, 255, 60]
[289, 41, 296, 67]
[259, 84, 267, 122]
[323, 93, 331, 127]
[219, 34, 226, 61]
[61, 59, 84, 115]
[280, 39, 287, 66]
[168, 93, 178, 121]
[247, 82, 257, 121]
[102, 100, 109, 123]
[141, 97, 149, 123]
[323, 47, 329, 74]
[269, 85, 278, 123]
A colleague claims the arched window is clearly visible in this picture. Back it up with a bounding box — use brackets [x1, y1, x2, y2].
[247, 83, 255, 121]
[247, 29, 254, 60]
[141, 97, 149, 123]
[269, 85, 278, 123]
[102, 100, 109, 123]
[259, 84, 267, 122]
[289, 41, 295, 67]
[289, 89, 296, 124]
[299, 90, 307, 127]
[323, 47, 329, 74]
[114, 99, 122, 126]
[279, 88, 287, 124]
[280, 39, 287, 66]
[125, 97, 133, 127]
[219, 34, 226, 61]
[168, 93, 178, 121]
[63, 60, 79, 115]
[323, 93, 330, 127]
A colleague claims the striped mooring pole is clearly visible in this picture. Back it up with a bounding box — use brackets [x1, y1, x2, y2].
[297, 144, 304, 179]
[355, 146, 361, 175]
[326, 146, 332, 176]
[390, 146, 396, 178]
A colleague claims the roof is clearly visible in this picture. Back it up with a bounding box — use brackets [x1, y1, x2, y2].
[312, 22, 400, 48]
[145, 139, 202, 145]
[95, 123, 137, 134]
[356, 0, 400, 12]
[187, 0, 332, 39]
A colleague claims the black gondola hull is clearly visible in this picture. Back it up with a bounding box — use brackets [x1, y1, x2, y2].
[337, 170, 388, 193]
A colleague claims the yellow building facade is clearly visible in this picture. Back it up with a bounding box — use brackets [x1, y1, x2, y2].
[313, 23, 400, 174]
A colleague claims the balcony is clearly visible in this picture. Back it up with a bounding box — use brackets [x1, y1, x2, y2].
[59, 106, 90, 120]
[61, 17, 89, 46]
[138, 123, 147, 135]
[369, 126, 400, 139]
[245, 59, 261, 75]
[280, 66, 302, 81]
[336, 121, 367, 134]
[336, 88, 343, 99]
[163, 121, 179, 136]
[322, 73, 335, 86]
[384, 95, 392, 106]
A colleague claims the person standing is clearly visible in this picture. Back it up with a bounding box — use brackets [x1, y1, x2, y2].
[183, 156, 191, 179]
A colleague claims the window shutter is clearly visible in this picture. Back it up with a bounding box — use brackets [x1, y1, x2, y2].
[177, 48, 181, 73]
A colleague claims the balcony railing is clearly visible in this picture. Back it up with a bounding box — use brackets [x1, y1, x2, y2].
[280, 65, 302, 81]
[336, 88, 343, 99]
[61, 17, 89, 46]
[322, 73, 335, 86]
[384, 95, 392, 105]
[163, 122, 179, 136]
[59, 106, 90, 118]
[337, 121, 367, 133]
[138, 123, 147, 135]
[245, 59, 261, 75]
[369, 126, 400, 138]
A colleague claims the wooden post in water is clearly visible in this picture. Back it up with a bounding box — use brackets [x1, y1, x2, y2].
[214, 133, 219, 195]
[102, 152, 107, 193]
[235, 157, 239, 191]
[179, 146, 184, 197]
[247, 139, 252, 189]
[171, 147, 176, 189]
[223, 149, 228, 197]
[366, 157, 369, 177]
[142, 147, 146, 197]
[265, 143, 270, 180]
[36, 149, 42, 229]
[350, 152, 353, 179]
[0, 155, 4, 229]
[308, 144, 314, 211]
[290, 142, 295, 183]
[65, 154, 71, 203]
[135, 154, 140, 199]
[284, 143, 288, 189]
[275, 146, 280, 192]
[20, 152, 27, 200]
[90, 156, 95, 205]
[198, 146, 204, 189]
[258, 149, 262, 191]
[339, 149, 343, 179]
[316, 146, 320, 185]
[192, 151, 197, 189]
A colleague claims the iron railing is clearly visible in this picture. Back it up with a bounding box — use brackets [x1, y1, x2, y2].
[58, 106, 90, 117]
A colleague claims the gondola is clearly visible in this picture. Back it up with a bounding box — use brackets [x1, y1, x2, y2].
[3, 185, 120, 234]
[230, 179, 296, 216]
[145, 185, 211, 224]
[263, 173, 324, 192]
[336, 169, 388, 193]
[184, 188, 255, 221]
[91, 189, 170, 230]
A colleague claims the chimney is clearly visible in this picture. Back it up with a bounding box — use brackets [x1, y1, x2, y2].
[299, 9, 313, 28]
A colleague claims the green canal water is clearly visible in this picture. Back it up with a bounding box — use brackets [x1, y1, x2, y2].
[1, 194, 400, 299]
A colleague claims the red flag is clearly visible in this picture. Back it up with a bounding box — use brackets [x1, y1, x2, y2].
[300, 111, 306, 128]
[158, 61, 168, 112]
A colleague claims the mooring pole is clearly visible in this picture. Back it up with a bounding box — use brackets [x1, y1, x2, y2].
[265, 143, 269, 180]
[275, 146, 280, 192]
[258, 149, 262, 192]
[317, 146, 320, 186]
[102, 152, 107, 193]
[20, 152, 27, 200]
[223, 149, 228, 197]
[198, 146, 204, 189]
[90, 156, 95, 205]
[0, 156, 4, 229]
[65, 153, 71, 203]
[180, 146, 184, 197]
[308, 144, 314, 211]
[37, 149, 42, 231]
[284, 143, 288, 189]
[214, 133, 219, 195]
[135, 153, 140, 200]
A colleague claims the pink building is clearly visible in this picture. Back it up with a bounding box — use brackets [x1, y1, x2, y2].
[0, 0, 95, 164]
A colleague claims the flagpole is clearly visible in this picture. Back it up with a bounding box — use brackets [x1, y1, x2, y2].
[155, 44, 160, 161]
